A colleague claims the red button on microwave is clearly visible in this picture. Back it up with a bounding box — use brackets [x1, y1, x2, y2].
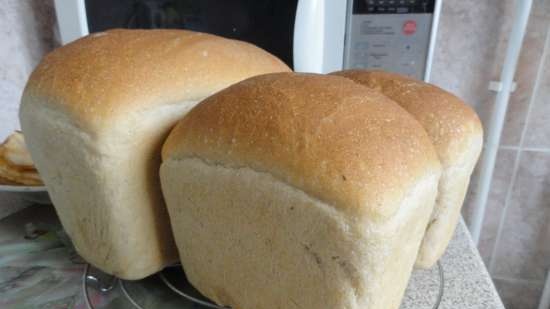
[403, 20, 417, 35]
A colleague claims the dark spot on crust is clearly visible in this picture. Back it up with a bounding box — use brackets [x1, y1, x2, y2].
[342, 175, 347, 181]
[312, 253, 322, 265]
[338, 260, 358, 282]
[303, 243, 322, 266]
[426, 218, 437, 231]
[290, 298, 301, 308]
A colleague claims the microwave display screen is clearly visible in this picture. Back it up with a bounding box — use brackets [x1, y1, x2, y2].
[84, 0, 298, 68]
[354, 0, 435, 14]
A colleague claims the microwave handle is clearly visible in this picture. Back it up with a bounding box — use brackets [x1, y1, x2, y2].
[293, 0, 325, 73]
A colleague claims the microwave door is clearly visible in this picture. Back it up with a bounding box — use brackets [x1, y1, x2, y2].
[82, 0, 298, 69]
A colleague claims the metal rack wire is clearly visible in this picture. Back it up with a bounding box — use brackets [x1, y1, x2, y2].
[83, 262, 443, 309]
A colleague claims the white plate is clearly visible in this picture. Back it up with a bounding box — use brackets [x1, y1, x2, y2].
[0, 184, 47, 192]
[0, 184, 51, 204]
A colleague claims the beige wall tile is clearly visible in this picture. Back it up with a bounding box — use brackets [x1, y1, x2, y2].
[524, 21, 550, 148]
[492, 151, 550, 280]
[500, 14, 550, 146]
[0, 0, 55, 140]
[431, 1, 548, 148]
[533, 0, 550, 18]
[463, 148, 516, 265]
[493, 278, 543, 309]
[431, 0, 507, 114]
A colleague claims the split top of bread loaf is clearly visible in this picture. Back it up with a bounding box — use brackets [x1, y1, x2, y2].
[331, 70, 483, 167]
[163, 72, 441, 221]
[22, 29, 290, 133]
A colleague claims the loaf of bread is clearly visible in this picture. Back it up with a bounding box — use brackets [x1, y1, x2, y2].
[19, 29, 290, 279]
[161, 73, 441, 309]
[332, 70, 483, 268]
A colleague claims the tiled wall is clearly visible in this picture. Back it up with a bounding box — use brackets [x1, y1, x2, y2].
[440, 1, 550, 308]
[0, 0, 56, 218]
[0, 0, 56, 139]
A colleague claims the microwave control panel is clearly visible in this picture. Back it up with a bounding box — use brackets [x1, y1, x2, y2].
[344, 0, 436, 80]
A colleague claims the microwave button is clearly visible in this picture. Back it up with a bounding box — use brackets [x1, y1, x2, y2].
[371, 42, 388, 48]
[403, 20, 417, 35]
[354, 51, 368, 59]
[354, 42, 369, 50]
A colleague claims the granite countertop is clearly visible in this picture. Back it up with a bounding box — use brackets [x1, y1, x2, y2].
[415, 220, 505, 309]
[0, 205, 504, 309]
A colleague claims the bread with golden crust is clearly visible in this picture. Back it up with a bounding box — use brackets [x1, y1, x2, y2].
[332, 70, 483, 268]
[19, 29, 290, 279]
[161, 72, 441, 309]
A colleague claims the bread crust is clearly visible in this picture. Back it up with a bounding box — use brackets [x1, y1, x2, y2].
[332, 70, 483, 267]
[163, 72, 441, 220]
[331, 70, 483, 166]
[22, 29, 290, 133]
[19, 29, 290, 279]
[161, 72, 442, 309]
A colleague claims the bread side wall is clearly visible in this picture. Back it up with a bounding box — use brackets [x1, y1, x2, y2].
[161, 157, 438, 309]
[416, 133, 483, 268]
[20, 100, 197, 279]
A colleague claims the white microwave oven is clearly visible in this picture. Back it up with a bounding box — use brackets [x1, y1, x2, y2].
[54, 0, 441, 81]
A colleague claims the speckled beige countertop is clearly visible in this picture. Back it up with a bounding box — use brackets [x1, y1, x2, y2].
[0, 205, 504, 309]
[403, 219, 505, 309]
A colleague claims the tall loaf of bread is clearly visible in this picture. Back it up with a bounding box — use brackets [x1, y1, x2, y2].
[332, 70, 483, 268]
[161, 73, 442, 309]
[19, 29, 290, 280]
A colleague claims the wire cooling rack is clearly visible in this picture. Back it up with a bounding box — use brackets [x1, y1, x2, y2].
[83, 262, 443, 309]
